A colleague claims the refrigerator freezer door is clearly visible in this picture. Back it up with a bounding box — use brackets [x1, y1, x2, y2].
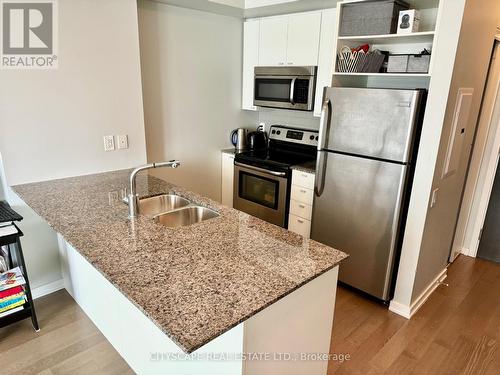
[320, 87, 421, 163]
[311, 152, 408, 300]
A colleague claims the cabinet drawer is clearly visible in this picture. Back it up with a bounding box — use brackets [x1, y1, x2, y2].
[290, 199, 312, 220]
[291, 185, 314, 205]
[292, 170, 315, 190]
[288, 214, 311, 238]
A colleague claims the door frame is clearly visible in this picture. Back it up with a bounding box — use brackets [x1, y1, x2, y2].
[454, 35, 500, 258]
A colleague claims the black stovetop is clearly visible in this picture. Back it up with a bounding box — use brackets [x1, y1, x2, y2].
[235, 144, 316, 172]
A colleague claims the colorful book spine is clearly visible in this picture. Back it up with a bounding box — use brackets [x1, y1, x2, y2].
[0, 285, 23, 299]
[0, 292, 25, 304]
[0, 298, 25, 313]
[0, 295, 25, 309]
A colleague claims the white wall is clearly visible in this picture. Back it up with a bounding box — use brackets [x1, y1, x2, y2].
[138, 0, 257, 201]
[0, 0, 147, 289]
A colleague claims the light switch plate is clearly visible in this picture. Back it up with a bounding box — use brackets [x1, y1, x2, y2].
[117, 135, 129, 150]
[104, 135, 115, 152]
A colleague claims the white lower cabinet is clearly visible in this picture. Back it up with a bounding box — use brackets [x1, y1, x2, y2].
[288, 214, 311, 238]
[221, 152, 235, 207]
[288, 169, 315, 238]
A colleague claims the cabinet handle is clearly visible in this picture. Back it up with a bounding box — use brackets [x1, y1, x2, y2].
[297, 219, 304, 224]
[302, 174, 308, 178]
[300, 189, 307, 193]
[287, 62, 293, 65]
[278, 62, 284, 65]
[299, 204, 306, 208]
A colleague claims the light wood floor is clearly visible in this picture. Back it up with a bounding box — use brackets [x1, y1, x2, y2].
[0, 255, 498, 375]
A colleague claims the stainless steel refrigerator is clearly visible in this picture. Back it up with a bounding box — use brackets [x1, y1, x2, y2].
[312, 87, 425, 301]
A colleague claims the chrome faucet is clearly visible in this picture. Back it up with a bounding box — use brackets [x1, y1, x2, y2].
[128, 161, 181, 218]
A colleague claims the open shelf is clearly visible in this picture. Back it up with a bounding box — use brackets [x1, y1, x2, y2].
[337, 31, 435, 45]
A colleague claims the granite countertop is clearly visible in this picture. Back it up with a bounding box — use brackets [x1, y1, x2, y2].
[291, 160, 316, 174]
[12, 170, 347, 353]
[221, 148, 237, 155]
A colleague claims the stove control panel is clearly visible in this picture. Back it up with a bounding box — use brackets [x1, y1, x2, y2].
[269, 125, 319, 147]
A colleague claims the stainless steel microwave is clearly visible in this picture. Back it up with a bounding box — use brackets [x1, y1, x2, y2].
[254, 66, 317, 111]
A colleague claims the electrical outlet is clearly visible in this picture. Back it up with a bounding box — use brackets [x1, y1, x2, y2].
[117, 135, 129, 150]
[104, 135, 115, 152]
[259, 122, 266, 132]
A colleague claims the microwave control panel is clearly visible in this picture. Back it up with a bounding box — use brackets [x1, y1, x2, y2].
[269, 126, 319, 147]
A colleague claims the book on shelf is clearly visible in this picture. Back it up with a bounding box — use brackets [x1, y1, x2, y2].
[0, 297, 26, 313]
[0, 267, 26, 292]
[0, 305, 24, 318]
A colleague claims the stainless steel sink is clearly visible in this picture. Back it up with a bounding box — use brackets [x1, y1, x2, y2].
[154, 206, 219, 228]
[138, 194, 190, 216]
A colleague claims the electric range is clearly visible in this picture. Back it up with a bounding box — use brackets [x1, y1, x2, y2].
[233, 125, 318, 227]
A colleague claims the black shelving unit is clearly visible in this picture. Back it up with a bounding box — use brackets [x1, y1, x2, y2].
[0, 208, 39, 331]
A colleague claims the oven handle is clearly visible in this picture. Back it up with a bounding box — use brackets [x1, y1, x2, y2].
[235, 162, 287, 177]
[289, 77, 297, 105]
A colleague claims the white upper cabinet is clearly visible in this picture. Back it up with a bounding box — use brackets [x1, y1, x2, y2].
[258, 16, 288, 66]
[242, 20, 260, 110]
[286, 12, 322, 66]
[258, 12, 322, 67]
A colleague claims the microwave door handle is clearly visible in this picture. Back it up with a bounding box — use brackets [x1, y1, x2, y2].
[289, 77, 297, 105]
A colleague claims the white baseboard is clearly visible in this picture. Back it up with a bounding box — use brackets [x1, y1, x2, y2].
[389, 268, 447, 319]
[31, 279, 64, 300]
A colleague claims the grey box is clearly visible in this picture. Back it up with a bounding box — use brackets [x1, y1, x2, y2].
[407, 54, 431, 73]
[387, 55, 408, 73]
[340, 0, 409, 36]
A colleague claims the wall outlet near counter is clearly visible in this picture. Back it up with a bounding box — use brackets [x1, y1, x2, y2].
[104, 135, 115, 152]
[117, 135, 129, 149]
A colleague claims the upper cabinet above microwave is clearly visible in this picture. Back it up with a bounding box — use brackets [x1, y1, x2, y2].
[242, 9, 337, 116]
[259, 12, 321, 67]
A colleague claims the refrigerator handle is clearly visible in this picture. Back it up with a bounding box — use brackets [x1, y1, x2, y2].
[317, 95, 331, 151]
[315, 98, 331, 197]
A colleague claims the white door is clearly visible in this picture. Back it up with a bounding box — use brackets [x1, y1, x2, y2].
[259, 16, 288, 66]
[286, 12, 322, 66]
[242, 20, 260, 110]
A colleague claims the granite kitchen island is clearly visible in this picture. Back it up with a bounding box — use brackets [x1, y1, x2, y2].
[12, 169, 347, 375]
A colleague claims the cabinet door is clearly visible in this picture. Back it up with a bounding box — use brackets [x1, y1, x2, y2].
[242, 20, 260, 111]
[259, 16, 288, 66]
[221, 153, 235, 207]
[314, 9, 337, 117]
[286, 12, 321, 66]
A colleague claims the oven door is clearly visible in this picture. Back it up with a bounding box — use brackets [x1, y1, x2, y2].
[254, 75, 315, 111]
[233, 162, 289, 227]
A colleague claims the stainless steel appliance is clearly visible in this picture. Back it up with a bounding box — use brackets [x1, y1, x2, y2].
[234, 125, 318, 227]
[230, 128, 249, 151]
[312, 87, 425, 301]
[254, 66, 317, 111]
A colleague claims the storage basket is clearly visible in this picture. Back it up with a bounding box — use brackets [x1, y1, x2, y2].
[340, 0, 409, 36]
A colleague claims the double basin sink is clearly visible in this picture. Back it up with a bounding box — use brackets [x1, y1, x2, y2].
[135, 194, 219, 228]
